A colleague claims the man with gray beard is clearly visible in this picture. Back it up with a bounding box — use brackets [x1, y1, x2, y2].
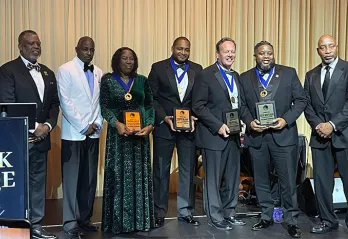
[239, 41, 306, 238]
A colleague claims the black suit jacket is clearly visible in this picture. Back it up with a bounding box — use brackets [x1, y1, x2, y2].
[304, 58, 348, 149]
[148, 58, 203, 140]
[239, 64, 307, 148]
[192, 64, 242, 150]
[0, 57, 60, 152]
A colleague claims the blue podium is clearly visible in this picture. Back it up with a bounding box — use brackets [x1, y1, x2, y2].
[0, 117, 29, 219]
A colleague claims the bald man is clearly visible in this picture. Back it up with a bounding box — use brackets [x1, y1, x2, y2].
[57, 36, 103, 238]
[304, 34, 348, 233]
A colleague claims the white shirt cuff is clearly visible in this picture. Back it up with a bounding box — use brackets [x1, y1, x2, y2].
[329, 121, 336, 131]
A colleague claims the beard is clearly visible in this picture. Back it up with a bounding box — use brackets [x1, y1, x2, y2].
[256, 59, 275, 73]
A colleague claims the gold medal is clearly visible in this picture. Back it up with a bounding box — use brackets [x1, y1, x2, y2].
[260, 90, 268, 98]
[231, 96, 236, 103]
[124, 93, 132, 101]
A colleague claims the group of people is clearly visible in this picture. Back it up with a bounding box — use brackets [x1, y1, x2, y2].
[0, 30, 347, 239]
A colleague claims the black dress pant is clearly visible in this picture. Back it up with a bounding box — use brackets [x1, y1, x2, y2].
[61, 137, 99, 231]
[249, 132, 299, 225]
[153, 134, 196, 218]
[201, 139, 240, 223]
[28, 143, 48, 229]
[312, 143, 348, 227]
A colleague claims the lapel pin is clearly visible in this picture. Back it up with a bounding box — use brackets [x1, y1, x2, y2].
[43, 71, 48, 76]
[275, 74, 279, 78]
[50, 82, 54, 85]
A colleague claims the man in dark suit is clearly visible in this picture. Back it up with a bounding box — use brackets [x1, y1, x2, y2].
[0, 30, 59, 239]
[239, 41, 306, 238]
[304, 34, 348, 234]
[148, 37, 202, 227]
[192, 37, 246, 230]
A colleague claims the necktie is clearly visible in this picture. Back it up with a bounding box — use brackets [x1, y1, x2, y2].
[27, 62, 41, 72]
[176, 64, 185, 71]
[322, 65, 330, 99]
[84, 63, 94, 72]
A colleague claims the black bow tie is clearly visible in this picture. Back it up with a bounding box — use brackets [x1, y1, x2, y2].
[224, 69, 233, 76]
[257, 67, 272, 76]
[27, 62, 41, 72]
[84, 63, 94, 72]
[176, 64, 186, 70]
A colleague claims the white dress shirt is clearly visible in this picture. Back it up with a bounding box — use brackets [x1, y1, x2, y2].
[20, 55, 52, 132]
[174, 60, 189, 102]
[217, 63, 239, 109]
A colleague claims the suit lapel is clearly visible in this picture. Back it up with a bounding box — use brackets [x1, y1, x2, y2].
[270, 66, 281, 100]
[250, 69, 261, 101]
[15, 57, 41, 101]
[182, 67, 195, 102]
[165, 61, 180, 101]
[213, 65, 230, 102]
[73, 57, 92, 101]
[325, 59, 344, 102]
[40, 68, 51, 105]
[234, 74, 241, 108]
[313, 66, 324, 103]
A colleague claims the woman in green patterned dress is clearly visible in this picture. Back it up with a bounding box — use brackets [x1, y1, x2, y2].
[100, 47, 154, 234]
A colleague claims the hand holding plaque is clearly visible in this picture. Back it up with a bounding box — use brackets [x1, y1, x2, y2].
[223, 109, 241, 135]
[173, 108, 192, 131]
[123, 110, 142, 133]
[256, 101, 277, 126]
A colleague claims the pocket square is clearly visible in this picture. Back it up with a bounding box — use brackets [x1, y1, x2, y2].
[50, 82, 54, 84]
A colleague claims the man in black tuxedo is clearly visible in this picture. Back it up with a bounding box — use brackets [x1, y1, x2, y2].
[192, 37, 246, 230]
[304, 34, 348, 234]
[148, 37, 202, 227]
[0, 30, 59, 239]
[239, 41, 306, 238]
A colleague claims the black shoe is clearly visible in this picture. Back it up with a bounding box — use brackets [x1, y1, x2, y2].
[154, 217, 164, 228]
[310, 222, 338, 234]
[139, 228, 150, 232]
[208, 220, 233, 231]
[288, 225, 302, 238]
[32, 228, 57, 239]
[178, 215, 200, 226]
[252, 219, 273, 231]
[80, 222, 98, 231]
[66, 227, 84, 237]
[224, 216, 246, 226]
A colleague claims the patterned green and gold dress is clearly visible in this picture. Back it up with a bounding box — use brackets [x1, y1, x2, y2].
[100, 73, 155, 234]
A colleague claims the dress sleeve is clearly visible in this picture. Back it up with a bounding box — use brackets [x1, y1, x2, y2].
[100, 74, 118, 128]
[143, 76, 155, 126]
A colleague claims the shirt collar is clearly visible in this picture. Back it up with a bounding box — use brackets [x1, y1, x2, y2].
[20, 55, 38, 66]
[75, 56, 93, 69]
[322, 57, 338, 70]
[216, 62, 234, 73]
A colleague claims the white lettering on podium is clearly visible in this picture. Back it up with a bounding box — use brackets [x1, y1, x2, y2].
[2, 171, 15, 187]
[0, 152, 13, 168]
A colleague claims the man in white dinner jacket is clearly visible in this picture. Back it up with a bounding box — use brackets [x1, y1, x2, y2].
[56, 36, 103, 238]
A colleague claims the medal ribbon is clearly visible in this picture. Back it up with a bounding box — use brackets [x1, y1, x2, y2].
[254, 67, 274, 89]
[216, 61, 234, 93]
[112, 72, 135, 94]
[170, 57, 189, 84]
